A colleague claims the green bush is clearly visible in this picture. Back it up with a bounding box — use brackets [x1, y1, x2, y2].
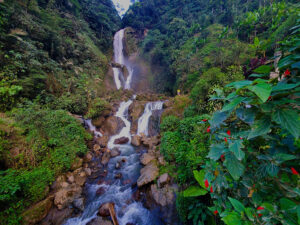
[160, 115, 180, 133]
[85, 98, 111, 119]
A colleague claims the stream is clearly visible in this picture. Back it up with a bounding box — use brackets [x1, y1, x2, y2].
[64, 29, 165, 225]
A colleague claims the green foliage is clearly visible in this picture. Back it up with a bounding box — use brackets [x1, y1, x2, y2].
[160, 115, 180, 133]
[85, 98, 111, 119]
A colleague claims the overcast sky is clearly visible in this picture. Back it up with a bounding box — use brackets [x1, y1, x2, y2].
[112, 0, 135, 17]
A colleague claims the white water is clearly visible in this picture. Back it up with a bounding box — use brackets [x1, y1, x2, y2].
[112, 29, 134, 90]
[137, 101, 164, 136]
[112, 0, 134, 17]
[85, 119, 102, 137]
[65, 98, 163, 225]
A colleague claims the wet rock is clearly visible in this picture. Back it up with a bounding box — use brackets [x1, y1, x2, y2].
[114, 137, 129, 144]
[22, 195, 54, 224]
[73, 168, 87, 186]
[121, 158, 127, 163]
[51, 175, 66, 191]
[67, 174, 75, 183]
[93, 144, 101, 152]
[150, 184, 175, 207]
[97, 136, 109, 148]
[140, 153, 155, 165]
[92, 116, 105, 128]
[101, 151, 111, 165]
[123, 179, 131, 185]
[102, 116, 125, 136]
[54, 184, 82, 209]
[128, 101, 146, 134]
[84, 152, 93, 162]
[87, 217, 113, 225]
[98, 202, 114, 217]
[115, 162, 121, 169]
[131, 135, 141, 146]
[84, 168, 92, 176]
[110, 147, 120, 157]
[96, 187, 106, 196]
[158, 156, 166, 166]
[73, 197, 85, 211]
[41, 207, 73, 225]
[115, 173, 122, 179]
[158, 173, 170, 187]
[137, 160, 159, 187]
[71, 157, 83, 170]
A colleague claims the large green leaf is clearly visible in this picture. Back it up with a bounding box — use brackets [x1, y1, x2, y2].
[224, 153, 245, 180]
[272, 109, 300, 138]
[193, 170, 206, 189]
[228, 197, 245, 213]
[226, 80, 253, 89]
[253, 65, 271, 74]
[248, 115, 271, 139]
[208, 143, 226, 160]
[222, 97, 246, 112]
[183, 186, 208, 197]
[245, 208, 255, 221]
[272, 82, 300, 92]
[266, 162, 279, 177]
[229, 140, 245, 160]
[248, 82, 272, 102]
[236, 107, 256, 125]
[280, 198, 297, 210]
[210, 111, 229, 129]
[222, 211, 242, 225]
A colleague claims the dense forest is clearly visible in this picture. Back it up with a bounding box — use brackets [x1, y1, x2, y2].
[0, 0, 299, 224]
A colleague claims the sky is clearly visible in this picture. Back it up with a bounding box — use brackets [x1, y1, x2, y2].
[112, 0, 135, 17]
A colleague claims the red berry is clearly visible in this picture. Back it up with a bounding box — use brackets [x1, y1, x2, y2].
[258, 213, 263, 217]
[207, 126, 211, 133]
[205, 179, 209, 188]
[210, 186, 213, 193]
[227, 130, 231, 136]
[214, 210, 218, 215]
[257, 206, 264, 210]
[202, 119, 208, 122]
[221, 154, 225, 161]
[291, 167, 299, 175]
[224, 137, 228, 142]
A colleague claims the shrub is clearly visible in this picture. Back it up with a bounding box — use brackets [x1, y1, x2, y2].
[85, 98, 111, 119]
[160, 115, 180, 133]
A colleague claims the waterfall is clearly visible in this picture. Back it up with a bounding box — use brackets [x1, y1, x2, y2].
[137, 101, 164, 136]
[85, 119, 102, 137]
[112, 29, 134, 90]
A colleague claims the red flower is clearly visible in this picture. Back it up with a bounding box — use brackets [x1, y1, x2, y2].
[202, 119, 208, 122]
[240, 137, 243, 140]
[258, 213, 263, 217]
[227, 130, 231, 136]
[207, 126, 211, 133]
[284, 69, 291, 77]
[210, 186, 213, 193]
[213, 210, 218, 215]
[205, 179, 209, 188]
[291, 167, 299, 175]
[221, 154, 225, 161]
[267, 96, 272, 101]
[257, 206, 264, 210]
[224, 137, 228, 143]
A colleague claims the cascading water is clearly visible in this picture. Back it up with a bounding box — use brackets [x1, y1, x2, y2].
[65, 97, 163, 225]
[112, 29, 134, 90]
[85, 119, 102, 137]
[137, 102, 164, 136]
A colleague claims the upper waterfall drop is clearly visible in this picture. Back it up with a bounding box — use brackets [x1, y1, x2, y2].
[112, 29, 134, 90]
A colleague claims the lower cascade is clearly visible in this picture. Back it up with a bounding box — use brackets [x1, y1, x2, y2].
[64, 97, 164, 225]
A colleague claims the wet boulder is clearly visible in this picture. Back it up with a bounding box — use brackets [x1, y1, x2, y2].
[102, 116, 125, 136]
[140, 153, 155, 166]
[96, 187, 106, 196]
[137, 160, 159, 187]
[131, 135, 141, 146]
[54, 184, 82, 209]
[114, 137, 129, 144]
[98, 202, 115, 217]
[110, 147, 120, 157]
[101, 150, 111, 165]
[158, 173, 170, 187]
[97, 136, 109, 148]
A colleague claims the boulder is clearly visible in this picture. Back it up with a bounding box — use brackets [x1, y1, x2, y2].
[54, 184, 82, 209]
[137, 161, 159, 187]
[87, 217, 113, 225]
[140, 153, 155, 165]
[84, 152, 93, 162]
[158, 156, 166, 166]
[22, 195, 54, 224]
[150, 184, 175, 207]
[84, 168, 92, 176]
[114, 137, 129, 145]
[96, 187, 106, 196]
[92, 116, 105, 128]
[73, 197, 85, 211]
[73, 168, 87, 186]
[97, 136, 109, 148]
[102, 116, 125, 136]
[71, 158, 83, 170]
[110, 147, 120, 157]
[131, 135, 141, 146]
[115, 173, 122, 179]
[98, 202, 114, 217]
[101, 151, 111, 165]
[93, 144, 101, 152]
[41, 207, 73, 225]
[158, 173, 170, 187]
